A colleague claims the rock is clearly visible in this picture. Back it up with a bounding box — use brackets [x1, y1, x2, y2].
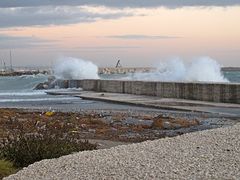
[39, 125, 46, 130]
[34, 83, 45, 90]
[81, 124, 87, 129]
[151, 119, 164, 129]
[48, 76, 56, 83]
[34, 76, 68, 90]
[18, 118, 27, 122]
[152, 116, 200, 130]
[43, 84, 49, 89]
[162, 121, 172, 129]
[88, 129, 96, 133]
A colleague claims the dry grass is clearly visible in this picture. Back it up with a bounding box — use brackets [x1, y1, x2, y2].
[0, 159, 17, 179]
[152, 116, 200, 129]
[0, 109, 202, 143]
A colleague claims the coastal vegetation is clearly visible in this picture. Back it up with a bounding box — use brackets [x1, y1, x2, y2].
[0, 160, 17, 179]
[0, 108, 209, 178]
[0, 109, 99, 178]
[0, 133, 97, 168]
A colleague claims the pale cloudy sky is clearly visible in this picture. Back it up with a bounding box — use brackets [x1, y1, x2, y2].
[0, 1, 240, 67]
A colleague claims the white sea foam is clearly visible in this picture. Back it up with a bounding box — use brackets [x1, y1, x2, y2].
[127, 57, 228, 82]
[0, 91, 46, 96]
[0, 97, 78, 103]
[54, 57, 99, 80]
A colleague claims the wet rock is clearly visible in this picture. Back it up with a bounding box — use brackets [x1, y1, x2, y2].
[34, 76, 66, 90]
[43, 84, 49, 89]
[48, 76, 56, 83]
[34, 82, 48, 90]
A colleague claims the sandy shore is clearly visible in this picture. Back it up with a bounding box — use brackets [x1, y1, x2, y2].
[5, 122, 240, 179]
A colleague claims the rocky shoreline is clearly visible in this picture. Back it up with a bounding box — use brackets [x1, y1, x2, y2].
[0, 108, 236, 145]
[1, 107, 239, 179]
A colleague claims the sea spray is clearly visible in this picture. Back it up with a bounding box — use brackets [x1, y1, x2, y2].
[186, 57, 227, 82]
[53, 57, 99, 80]
[127, 57, 228, 82]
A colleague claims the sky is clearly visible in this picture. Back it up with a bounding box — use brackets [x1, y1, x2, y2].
[0, 0, 240, 67]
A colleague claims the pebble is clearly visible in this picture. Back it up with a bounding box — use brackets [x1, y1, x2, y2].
[5, 123, 240, 180]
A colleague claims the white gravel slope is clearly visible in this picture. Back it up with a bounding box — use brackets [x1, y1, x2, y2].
[5, 124, 240, 180]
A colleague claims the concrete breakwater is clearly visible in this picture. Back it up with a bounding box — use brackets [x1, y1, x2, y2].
[65, 80, 240, 104]
[98, 67, 154, 74]
[97, 67, 238, 74]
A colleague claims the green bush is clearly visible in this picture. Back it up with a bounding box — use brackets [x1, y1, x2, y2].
[0, 133, 97, 168]
[0, 159, 17, 179]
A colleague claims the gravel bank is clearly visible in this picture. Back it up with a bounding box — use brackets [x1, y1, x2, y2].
[5, 123, 240, 180]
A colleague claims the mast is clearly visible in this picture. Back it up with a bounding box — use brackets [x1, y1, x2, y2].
[10, 50, 13, 71]
[3, 61, 6, 71]
[0, 59, 2, 72]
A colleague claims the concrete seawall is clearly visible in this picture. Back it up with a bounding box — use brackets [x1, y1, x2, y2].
[98, 67, 154, 74]
[98, 67, 239, 74]
[67, 79, 240, 104]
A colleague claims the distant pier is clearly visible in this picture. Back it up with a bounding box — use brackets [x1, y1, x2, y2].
[0, 67, 238, 76]
[0, 70, 49, 76]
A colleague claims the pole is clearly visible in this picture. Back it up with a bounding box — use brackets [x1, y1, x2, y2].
[3, 61, 6, 71]
[10, 50, 13, 71]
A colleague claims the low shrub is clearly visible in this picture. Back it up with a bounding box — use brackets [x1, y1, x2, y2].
[0, 159, 17, 179]
[0, 133, 97, 168]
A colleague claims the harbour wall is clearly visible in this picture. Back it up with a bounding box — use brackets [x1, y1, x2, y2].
[67, 79, 240, 104]
[98, 67, 154, 74]
[98, 67, 239, 74]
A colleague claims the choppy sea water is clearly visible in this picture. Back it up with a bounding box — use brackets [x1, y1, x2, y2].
[0, 74, 83, 109]
[0, 71, 239, 109]
[0, 74, 160, 111]
[223, 71, 240, 83]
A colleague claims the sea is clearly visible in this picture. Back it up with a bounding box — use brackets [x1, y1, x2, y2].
[0, 71, 239, 110]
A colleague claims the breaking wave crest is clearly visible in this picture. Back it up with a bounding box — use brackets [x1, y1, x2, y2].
[127, 57, 228, 82]
[54, 57, 99, 80]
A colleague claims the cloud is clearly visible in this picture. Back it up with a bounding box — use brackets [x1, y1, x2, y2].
[0, 0, 239, 8]
[0, 34, 54, 49]
[46, 46, 141, 53]
[0, 1, 239, 28]
[75, 46, 141, 49]
[0, 6, 133, 28]
[73, 46, 141, 52]
[105, 35, 181, 40]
